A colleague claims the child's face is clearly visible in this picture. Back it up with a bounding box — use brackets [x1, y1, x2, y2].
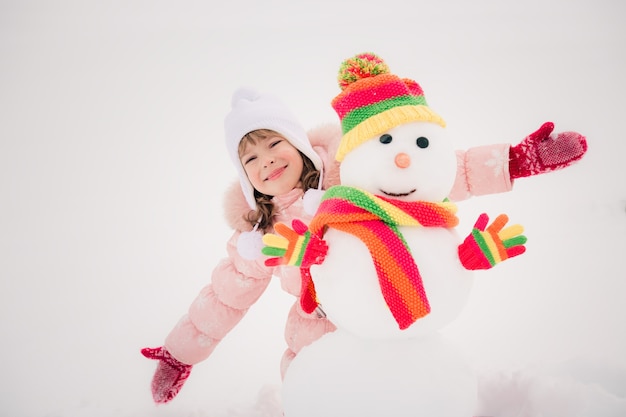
[239, 134, 304, 197]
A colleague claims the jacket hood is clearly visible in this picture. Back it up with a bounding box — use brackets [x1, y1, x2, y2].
[223, 122, 342, 231]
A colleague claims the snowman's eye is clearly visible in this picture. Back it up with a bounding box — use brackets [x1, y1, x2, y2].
[379, 134, 392, 144]
[416, 136, 429, 149]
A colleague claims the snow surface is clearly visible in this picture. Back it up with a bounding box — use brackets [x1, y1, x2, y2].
[1, 0, 625, 416]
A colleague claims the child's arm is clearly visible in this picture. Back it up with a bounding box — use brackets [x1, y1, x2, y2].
[449, 122, 587, 201]
[142, 231, 273, 403]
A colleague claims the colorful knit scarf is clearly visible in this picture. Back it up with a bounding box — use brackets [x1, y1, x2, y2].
[302, 185, 459, 330]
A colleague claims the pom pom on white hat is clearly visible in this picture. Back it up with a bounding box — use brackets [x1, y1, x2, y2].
[224, 87, 323, 210]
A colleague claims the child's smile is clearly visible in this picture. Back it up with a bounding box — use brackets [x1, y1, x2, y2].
[266, 165, 287, 181]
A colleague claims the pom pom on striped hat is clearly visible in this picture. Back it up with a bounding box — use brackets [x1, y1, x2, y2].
[332, 52, 446, 162]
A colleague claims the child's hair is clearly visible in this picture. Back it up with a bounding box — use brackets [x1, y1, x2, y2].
[238, 129, 320, 232]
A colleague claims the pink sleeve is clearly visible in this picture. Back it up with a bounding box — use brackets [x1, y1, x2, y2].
[164, 232, 272, 365]
[284, 302, 336, 354]
[448, 143, 513, 202]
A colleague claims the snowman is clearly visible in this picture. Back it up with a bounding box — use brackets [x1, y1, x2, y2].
[262, 53, 533, 417]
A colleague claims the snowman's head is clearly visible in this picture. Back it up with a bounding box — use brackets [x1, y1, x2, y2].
[331, 53, 456, 201]
[340, 121, 457, 202]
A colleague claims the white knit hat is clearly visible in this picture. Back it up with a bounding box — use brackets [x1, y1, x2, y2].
[224, 87, 323, 210]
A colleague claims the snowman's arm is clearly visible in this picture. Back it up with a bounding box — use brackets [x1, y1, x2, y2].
[458, 213, 527, 270]
[262, 219, 328, 268]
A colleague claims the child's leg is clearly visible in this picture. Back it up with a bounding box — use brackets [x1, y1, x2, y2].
[281, 301, 336, 378]
[280, 348, 296, 379]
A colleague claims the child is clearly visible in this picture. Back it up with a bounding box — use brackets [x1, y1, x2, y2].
[141, 86, 586, 404]
[141, 87, 340, 403]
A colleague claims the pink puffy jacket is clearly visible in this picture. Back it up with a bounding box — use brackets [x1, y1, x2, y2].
[163, 123, 514, 376]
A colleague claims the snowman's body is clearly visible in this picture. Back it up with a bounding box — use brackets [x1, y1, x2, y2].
[281, 122, 479, 416]
[312, 226, 473, 339]
[282, 328, 477, 417]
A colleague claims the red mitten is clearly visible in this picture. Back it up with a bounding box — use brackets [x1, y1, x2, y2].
[509, 121, 587, 179]
[141, 346, 192, 404]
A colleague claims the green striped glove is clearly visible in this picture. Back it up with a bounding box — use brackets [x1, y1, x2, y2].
[458, 213, 527, 270]
[262, 219, 328, 268]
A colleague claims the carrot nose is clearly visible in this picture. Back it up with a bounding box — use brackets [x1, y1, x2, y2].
[395, 152, 411, 168]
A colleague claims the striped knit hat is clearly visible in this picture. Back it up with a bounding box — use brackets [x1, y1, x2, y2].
[332, 52, 446, 162]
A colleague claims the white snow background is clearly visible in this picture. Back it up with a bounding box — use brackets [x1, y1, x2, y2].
[1, 0, 625, 416]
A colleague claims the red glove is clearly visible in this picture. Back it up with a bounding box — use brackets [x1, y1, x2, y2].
[262, 219, 328, 268]
[509, 121, 587, 179]
[458, 213, 527, 270]
[141, 346, 192, 404]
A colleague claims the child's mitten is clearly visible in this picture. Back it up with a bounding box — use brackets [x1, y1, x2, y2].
[458, 213, 527, 270]
[262, 219, 328, 268]
[141, 346, 192, 404]
[509, 121, 587, 179]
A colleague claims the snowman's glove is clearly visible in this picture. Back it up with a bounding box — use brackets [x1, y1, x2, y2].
[141, 346, 192, 404]
[458, 213, 527, 270]
[509, 121, 587, 179]
[262, 219, 328, 268]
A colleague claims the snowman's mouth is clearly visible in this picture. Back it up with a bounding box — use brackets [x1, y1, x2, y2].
[380, 189, 416, 197]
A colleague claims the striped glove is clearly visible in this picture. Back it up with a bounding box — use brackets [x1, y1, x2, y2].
[262, 219, 328, 268]
[458, 213, 527, 270]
